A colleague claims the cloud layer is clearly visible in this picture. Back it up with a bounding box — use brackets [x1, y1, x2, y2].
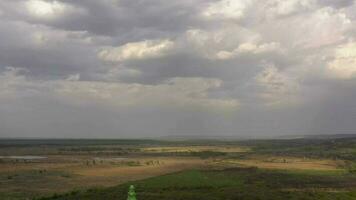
[0, 0, 356, 138]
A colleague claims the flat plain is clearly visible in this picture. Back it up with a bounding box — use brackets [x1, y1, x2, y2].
[1, 138, 356, 199]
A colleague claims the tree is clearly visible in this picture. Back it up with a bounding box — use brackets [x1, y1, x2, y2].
[127, 185, 137, 200]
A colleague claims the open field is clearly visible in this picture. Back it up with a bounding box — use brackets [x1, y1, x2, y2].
[2, 137, 356, 199]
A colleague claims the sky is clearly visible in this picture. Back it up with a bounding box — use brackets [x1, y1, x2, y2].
[0, 0, 356, 138]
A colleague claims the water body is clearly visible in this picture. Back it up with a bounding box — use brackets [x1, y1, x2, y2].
[0, 156, 47, 160]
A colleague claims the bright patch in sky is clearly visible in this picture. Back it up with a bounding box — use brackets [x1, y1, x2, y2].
[26, 0, 66, 18]
[203, 0, 253, 20]
[328, 42, 356, 79]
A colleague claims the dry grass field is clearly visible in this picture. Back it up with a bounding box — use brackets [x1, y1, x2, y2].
[219, 156, 345, 171]
[0, 155, 207, 198]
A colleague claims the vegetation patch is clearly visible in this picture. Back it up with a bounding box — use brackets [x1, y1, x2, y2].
[37, 168, 356, 200]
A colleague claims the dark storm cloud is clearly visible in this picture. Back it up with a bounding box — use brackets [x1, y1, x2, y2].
[0, 20, 100, 79]
[1, 0, 210, 37]
[0, 0, 212, 78]
[122, 48, 287, 85]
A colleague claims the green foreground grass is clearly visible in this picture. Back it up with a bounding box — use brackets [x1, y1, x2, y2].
[36, 167, 356, 200]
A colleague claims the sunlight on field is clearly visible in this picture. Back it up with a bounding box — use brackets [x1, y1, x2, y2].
[222, 156, 345, 171]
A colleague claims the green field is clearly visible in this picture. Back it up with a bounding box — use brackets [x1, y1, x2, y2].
[37, 168, 356, 200]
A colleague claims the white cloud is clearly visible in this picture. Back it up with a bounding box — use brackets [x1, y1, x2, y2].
[98, 39, 175, 62]
[25, 0, 82, 20]
[202, 0, 254, 20]
[328, 42, 356, 79]
[255, 5, 352, 51]
[184, 28, 282, 60]
[295, 7, 351, 48]
[184, 28, 261, 58]
[265, 0, 316, 17]
[216, 42, 283, 60]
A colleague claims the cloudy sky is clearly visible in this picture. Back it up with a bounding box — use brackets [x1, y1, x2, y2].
[0, 0, 356, 138]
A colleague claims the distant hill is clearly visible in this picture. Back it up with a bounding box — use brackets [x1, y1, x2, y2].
[276, 134, 356, 140]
